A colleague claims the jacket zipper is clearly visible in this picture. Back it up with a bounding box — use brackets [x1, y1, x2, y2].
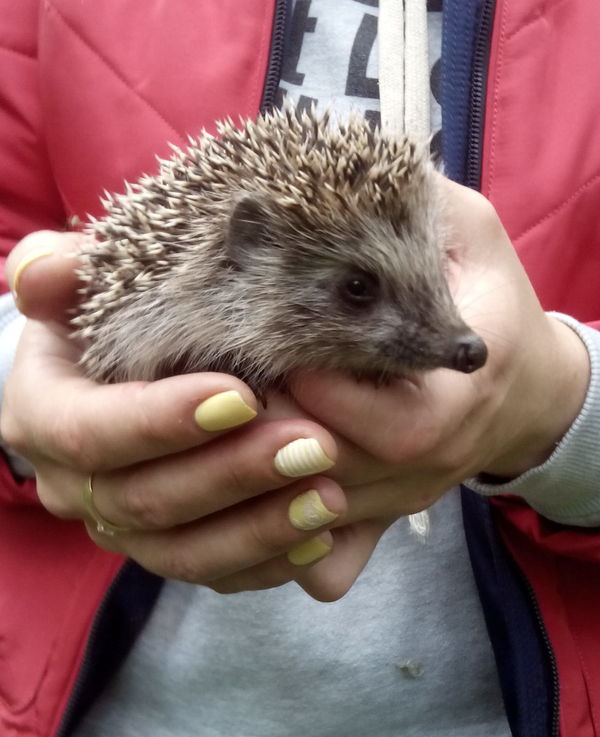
[520, 573, 560, 737]
[464, 2, 561, 727]
[465, 0, 495, 189]
[260, 0, 288, 112]
[462, 0, 561, 716]
[54, 563, 130, 737]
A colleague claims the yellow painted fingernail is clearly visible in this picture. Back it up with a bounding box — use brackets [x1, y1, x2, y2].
[274, 438, 334, 478]
[287, 536, 332, 566]
[194, 390, 257, 431]
[10, 248, 55, 296]
[288, 490, 338, 530]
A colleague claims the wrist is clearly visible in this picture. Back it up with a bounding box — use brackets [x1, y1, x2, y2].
[482, 314, 590, 480]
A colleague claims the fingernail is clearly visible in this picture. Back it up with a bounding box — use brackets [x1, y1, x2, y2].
[194, 390, 257, 431]
[274, 438, 334, 478]
[288, 489, 338, 530]
[287, 535, 332, 566]
[10, 248, 55, 297]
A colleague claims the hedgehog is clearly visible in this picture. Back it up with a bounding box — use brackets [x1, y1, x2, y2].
[73, 106, 487, 398]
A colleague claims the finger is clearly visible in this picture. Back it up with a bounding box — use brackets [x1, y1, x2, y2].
[88, 423, 337, 530]
[207, 557, 301, 594]
[195, 520, 386, 599]
[86, 477, 344, 583]
[205, 531, 338, 595]
[294, 519, 389, 601]
[256, 388, 452, 488]
[291, 368, 482, 469]
[8, 321, 261, 470]
[7, 326, 260, 470]
[6, 230, 85, 321]
[341, 474, 445, 521]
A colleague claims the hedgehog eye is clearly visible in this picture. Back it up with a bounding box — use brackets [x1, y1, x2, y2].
[339, 271, 379, 307]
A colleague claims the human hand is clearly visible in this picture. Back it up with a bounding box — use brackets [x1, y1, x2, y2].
[205, 172, 590, 593]
[288, 177, 590, 534]
[2, 232, 353, 599]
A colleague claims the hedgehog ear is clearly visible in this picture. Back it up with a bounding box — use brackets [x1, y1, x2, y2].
[226, 194, 274, 265]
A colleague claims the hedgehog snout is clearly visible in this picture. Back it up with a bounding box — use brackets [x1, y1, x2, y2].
[448, 332, 488, 373]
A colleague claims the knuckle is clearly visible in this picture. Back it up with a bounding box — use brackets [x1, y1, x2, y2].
[214, 455, 256, 510]
[35, 476, 72, 519]
[245, 508, 286, 557]
[61, 427, 104, 472]
[49, 403, 103, 471]
[119, 474, 172, 530]
[220, 456, 248, 500]
[1, 382, 102, 472]
[57, 425, 98, 470]
[161, 546, 208, 585]
[0, 411, 26, 455]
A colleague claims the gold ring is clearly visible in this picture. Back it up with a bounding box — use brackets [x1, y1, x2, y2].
[82, 474, 131, 536]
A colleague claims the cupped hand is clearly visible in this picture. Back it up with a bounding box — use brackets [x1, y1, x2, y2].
[3, 233, 413, 601]
[289, 178, 590, 543]
[199, 193, 589, 598]
[2, 232, 352, 599]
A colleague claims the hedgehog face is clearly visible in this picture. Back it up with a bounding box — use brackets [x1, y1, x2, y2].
[225, 193, 486, 379]
[292, 261, 486, 378]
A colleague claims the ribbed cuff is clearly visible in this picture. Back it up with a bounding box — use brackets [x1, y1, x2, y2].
[465, 314, 600, 527]
[0, 293, 35, 478]
[0, 292, 25, 402]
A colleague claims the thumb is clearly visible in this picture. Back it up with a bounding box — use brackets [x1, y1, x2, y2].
[294, 519, 389, 601]
[6, 230, 85, 322]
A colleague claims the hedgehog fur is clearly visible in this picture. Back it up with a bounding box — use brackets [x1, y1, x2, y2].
[73, 106, 486, 396]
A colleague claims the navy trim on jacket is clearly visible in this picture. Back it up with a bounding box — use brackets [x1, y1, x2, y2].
[56, 562, 164, 737]
[442, 3, 558, 734]
[442, 0, 491, 186]
[460, 490, 558, 737]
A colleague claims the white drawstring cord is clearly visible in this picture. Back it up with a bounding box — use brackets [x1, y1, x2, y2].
[378, 0, 429, 140]
[403, 0, 430, 140]
[378, 0, 431, 540]
[378, 0, 405, 137]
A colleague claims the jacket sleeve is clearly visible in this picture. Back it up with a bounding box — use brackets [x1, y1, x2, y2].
[465, 316, 600, 526]
[0, 0, 66, 293]
[0, 0, 65, 504]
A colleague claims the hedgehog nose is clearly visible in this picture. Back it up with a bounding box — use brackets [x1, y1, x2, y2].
[451, 334, 488, 373]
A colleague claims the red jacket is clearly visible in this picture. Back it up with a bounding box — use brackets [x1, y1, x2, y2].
[0, 1, 599, 735]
